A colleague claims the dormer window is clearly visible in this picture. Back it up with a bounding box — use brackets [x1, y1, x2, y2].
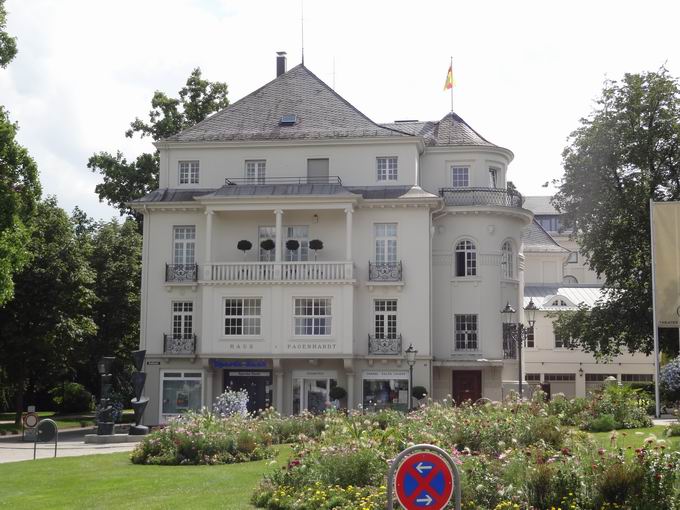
[280, 114, 297, 125]
[179, 161, 199, 185]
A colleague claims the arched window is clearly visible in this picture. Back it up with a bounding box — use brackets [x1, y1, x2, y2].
[455, 240, 477, 277]
[563, 275, 578, 284]
[501, 241, 514, 279]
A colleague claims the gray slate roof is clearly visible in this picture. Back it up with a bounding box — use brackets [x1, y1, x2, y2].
[523, 196, 558, 215]
[164, 65, 409, 142]
[133, 185, 435, 203]
[200, 183, 358, 199]
[381, 112, 497, 147]
[521, 220, 568, 253]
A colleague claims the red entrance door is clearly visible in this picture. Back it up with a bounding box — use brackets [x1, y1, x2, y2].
[451, 370, 482, 404]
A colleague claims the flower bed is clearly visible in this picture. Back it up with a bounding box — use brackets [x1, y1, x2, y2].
[252, 400, 680, 510]
[130, 411, 275, 465]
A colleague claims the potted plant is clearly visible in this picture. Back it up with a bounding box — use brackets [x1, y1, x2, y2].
[309, 239, 323, 261]
[260, 239, 275, 261]
[285, 239, 300, 256]
[237, 240, 252, 260]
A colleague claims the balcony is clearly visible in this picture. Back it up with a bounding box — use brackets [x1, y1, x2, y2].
[439, 187, 524, 208]
[165, 263, 198, 283]
[163, 333, 197, 355]
[368, 261, 402, 282]
[206, 261, 354, 283]
[368, 334, 403, 355]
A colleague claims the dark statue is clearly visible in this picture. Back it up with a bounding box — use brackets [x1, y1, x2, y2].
[129, 350, 149, 435]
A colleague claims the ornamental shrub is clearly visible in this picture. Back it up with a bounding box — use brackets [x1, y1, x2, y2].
[660, 356, 680, 405]
[49, 382, 93, 413]
[213, 388, 249, 418]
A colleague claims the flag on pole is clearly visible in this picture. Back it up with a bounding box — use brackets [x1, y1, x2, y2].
[443, 64, 455, 91]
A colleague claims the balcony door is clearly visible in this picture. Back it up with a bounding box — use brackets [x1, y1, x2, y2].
[173, 226, 195, 265]
[374, 223, 397, 264]
[307, 158, 329, 183]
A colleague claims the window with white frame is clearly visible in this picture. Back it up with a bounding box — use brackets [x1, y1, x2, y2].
[525, 373, 540, 382]
[172, 302, 193, 338]
[563, 275, 578, 284]
[621, 374, 653, 383]
[245, 160, 266, 184]
[489, 167, 499, 188]
[554, 332, 574, 348]
[179, 161, 199, 184]
[294, 298, 332, 336]
[501, 240, 514, 278]
[374, 299, 397, 339]
[455, 239, 476, 276]
[173, 226, 196, 265]
[451, 166, 469, 187]
[224, 298, 262, 336]
[526, 326, 535, 348]
[377, 157, 398, 181]
[454, 314, 478, 350]
[374, 223, 397, 263]
[552, 299, 568, 306]
[161, 371, 203, 420]
[544, 373, 575, 382]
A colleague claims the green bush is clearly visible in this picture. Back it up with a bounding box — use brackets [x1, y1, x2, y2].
[665, 423, 680, 437]
[49, 383, 93, 413]
[411, 385, 427, 400]
[588, 414, 618, 432]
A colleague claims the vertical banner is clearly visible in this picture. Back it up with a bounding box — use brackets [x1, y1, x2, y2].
[651, 201, 680, 327]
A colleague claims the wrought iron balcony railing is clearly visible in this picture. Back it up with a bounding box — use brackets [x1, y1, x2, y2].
[439, 187, 524, 208]
[165, 263, 198, 283]
[163, 333, 197, 355]
[368, 261, 402, 282]
[368, 334, 402, 355]
[224, 176, 343, 185]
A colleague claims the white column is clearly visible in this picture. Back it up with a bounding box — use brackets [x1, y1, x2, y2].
[345, 207, 353, 260]
[346, 371, 354, 410]
[204, 210, 214, 280]
[276, 371, 284, 413]
[274, 209, 283, 262]
[205, 210, 213, 261]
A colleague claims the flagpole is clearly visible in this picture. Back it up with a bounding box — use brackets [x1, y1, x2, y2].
[650, 199, 661, 418]
[450, 56, 454, 114]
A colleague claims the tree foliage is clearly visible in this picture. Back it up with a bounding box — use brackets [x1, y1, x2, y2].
[0, 11, 41, 304]
[552, 68, 680, 357]
[0, 198, 96, 423]
[89, 68, 229, 220]
[0, 0, 17, 68]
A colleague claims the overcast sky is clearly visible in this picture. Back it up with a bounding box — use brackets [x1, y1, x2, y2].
[1, 0, 679, 220]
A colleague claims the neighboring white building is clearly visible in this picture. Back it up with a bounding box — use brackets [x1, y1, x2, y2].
[521, 197, 655, 398]
[132, 55, 646, 424]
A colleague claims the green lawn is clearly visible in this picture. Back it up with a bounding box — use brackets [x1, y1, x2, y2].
[0, 445, 292, 510]
[589, 425, 680, 451]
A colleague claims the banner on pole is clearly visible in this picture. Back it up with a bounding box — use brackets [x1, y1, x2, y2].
[651, 201, 680, 327]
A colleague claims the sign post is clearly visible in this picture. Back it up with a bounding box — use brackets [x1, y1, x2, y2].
[33, 419, 58, 460]
[387, 444, 461, 510]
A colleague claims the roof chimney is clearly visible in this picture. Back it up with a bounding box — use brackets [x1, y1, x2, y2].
[276, 51, 287, 77]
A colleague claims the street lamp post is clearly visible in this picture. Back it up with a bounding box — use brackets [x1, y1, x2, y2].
[404, 343, 418, 411]
[501, 299, 537, 399]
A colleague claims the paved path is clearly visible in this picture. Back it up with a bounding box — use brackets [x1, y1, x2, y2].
[0, 427, 140, 464]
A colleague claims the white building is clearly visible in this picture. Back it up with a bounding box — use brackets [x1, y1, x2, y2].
[521, 197, 655, 398]
[132, 55, 647, 424]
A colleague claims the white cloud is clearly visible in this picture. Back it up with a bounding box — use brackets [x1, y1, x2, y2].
[1, 0, 679, 218]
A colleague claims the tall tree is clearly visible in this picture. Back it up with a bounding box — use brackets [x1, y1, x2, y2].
[0, 198, 96, 424]
[89, 68, 229, 220]
[72, 216, 142, 396]
[0, 2, 41, 305]
[552, 68, 680, 358]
